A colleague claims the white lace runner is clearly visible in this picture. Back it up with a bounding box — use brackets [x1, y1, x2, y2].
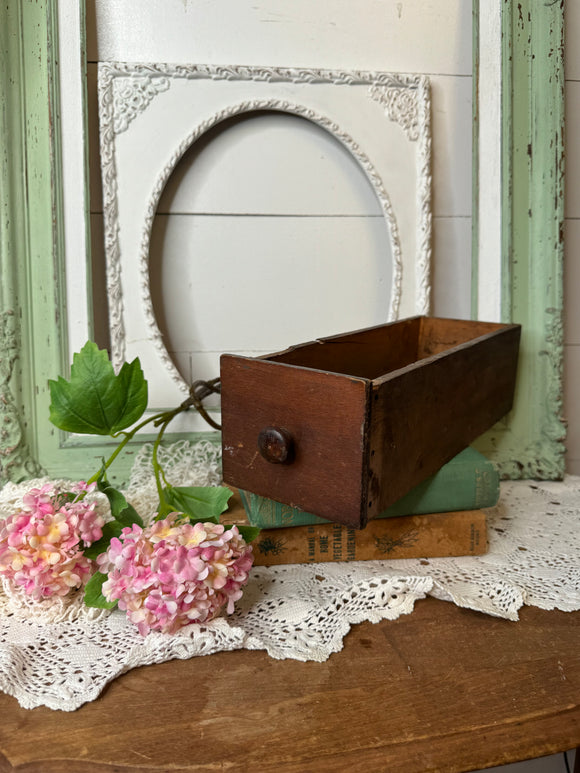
[1, 441, 580, 712]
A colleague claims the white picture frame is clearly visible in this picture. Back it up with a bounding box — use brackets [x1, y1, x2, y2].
[98, 63, 432, 430]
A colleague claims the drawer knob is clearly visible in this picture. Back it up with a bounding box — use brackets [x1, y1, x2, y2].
[258, 427, 295, 464]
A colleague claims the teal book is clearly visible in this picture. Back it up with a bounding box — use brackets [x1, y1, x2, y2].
[239, 447, 499, 528]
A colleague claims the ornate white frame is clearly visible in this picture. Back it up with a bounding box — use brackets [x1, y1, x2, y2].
[98, 62, 432, 425]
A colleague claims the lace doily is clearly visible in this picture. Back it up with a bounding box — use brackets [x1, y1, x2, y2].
[1, 441, 580, 712]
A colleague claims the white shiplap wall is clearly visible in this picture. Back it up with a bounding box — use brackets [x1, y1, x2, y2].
[86, 0, 473, 384]
[564, 4, 580, 474]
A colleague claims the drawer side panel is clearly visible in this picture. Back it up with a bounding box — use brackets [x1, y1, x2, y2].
[366, 325, 521, 518]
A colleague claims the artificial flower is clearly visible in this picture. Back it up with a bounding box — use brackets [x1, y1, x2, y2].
[0, 483, 105, 599]
[97, 514, 254, 635]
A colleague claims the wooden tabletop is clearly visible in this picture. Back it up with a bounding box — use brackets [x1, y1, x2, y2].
[0, 598, 579, 773]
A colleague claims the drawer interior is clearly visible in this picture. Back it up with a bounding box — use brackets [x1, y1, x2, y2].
[265, 317, 506, 381]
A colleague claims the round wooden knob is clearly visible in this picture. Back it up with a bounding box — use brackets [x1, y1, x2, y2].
[257, 427, 295, 464]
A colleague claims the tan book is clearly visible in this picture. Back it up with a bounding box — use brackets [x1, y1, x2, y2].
[247, 509, 487, 566]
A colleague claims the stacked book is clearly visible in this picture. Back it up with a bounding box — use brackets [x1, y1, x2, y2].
[230, 447, 497, 566]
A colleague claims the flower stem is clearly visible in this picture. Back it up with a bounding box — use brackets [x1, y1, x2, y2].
[86, 408, 186, 485]
[152, 415, 175, 514]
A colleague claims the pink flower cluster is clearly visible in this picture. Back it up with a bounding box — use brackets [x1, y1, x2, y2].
[97, 514, 254, 635]
[0, 483, 105, 599]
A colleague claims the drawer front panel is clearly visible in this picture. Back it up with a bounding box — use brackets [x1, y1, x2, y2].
[220, 355, 370, 527]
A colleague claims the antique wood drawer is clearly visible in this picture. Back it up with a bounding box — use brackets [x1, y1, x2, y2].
[220, 316, 521, 528]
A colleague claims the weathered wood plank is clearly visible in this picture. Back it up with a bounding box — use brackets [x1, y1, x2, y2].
[0, 600, 578, 772]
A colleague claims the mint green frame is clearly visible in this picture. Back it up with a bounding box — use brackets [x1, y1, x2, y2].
[472, 0, 566, 477]
[0, 0, 566, 486]
[0, 0, 135, 486]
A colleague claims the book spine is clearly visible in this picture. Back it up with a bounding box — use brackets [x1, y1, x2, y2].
[251, 510, 487, 566]
[242, 448, 499, 528]
[384, 457, 499, 518]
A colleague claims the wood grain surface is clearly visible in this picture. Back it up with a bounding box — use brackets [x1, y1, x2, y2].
[220, 354, 371, 527]
[221, 318, 520, 527]
[0, 599, 579, 773]
[367, 320, 521, 517]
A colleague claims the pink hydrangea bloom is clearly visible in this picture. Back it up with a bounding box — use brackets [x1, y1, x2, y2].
[97, 514, 254, 635]
[0, 483, 105, 599]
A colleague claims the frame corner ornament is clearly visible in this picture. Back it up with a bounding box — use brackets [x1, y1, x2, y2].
[368, 83, 420, 141]
[111, 74, 171, 135]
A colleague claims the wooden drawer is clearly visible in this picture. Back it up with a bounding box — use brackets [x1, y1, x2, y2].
[220, 316, 521, 528]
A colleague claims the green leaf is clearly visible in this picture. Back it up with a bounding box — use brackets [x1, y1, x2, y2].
[49, 341, 148, 436]
[232, 524, 261, 544]
[97, 471, 143, 528]
[163, 485, 233, 522]
[83, 521, 124, 560]
[187, 515, 220, 526]
[84, 572, 117, 609]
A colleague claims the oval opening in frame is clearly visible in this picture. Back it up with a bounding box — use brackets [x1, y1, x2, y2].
[148, 110, 394, 386]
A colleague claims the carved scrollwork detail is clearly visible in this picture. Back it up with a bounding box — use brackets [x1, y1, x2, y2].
[0, 310, 17, 387]
[415, 77, 432, 314]
[100, 62, 423, 90]
[0, 311, 40, 484]
[368, 84, 420, 141]
[112, 75, 171, 135]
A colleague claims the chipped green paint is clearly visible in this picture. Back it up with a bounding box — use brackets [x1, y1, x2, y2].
[0, 0, 131, 486]
[474, 0, 566, 478]
[0, 1, 566, 485]
[0, 1, 44, 483]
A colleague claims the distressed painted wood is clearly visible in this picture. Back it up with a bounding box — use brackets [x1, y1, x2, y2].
[0, 1, 55, 484]
[0, 0, 154, 487]
[0, 2, 35, 483]
[558, 10, 580, 476]
[0, 599, 578, 772]
[473, 0, 566, 479]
